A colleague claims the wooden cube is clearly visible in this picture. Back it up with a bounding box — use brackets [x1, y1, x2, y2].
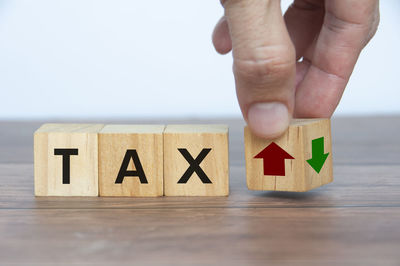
[244, 119, 333, 192]
[98, 125, 164, 197]
[34, 124, 104, 196]
[163, 125, 229, 196]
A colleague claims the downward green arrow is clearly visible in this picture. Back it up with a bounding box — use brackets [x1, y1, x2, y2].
[307, 137, 329, 173]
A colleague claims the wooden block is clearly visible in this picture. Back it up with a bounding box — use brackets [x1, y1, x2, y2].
[98, 125, 164, 197]
[34, 124, 104, 196]
[164, 125, 229, 196]
[244, 119, 333, 192]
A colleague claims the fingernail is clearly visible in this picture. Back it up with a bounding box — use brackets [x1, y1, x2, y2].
[247, 102, 290, 139]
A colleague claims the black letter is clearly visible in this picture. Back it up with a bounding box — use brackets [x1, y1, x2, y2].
[177, 148, 212, 184]
[54, 148, 79, 184]
[115, 150, 148, 184]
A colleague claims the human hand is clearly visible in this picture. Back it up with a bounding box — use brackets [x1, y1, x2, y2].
[212, 0, 379, 138]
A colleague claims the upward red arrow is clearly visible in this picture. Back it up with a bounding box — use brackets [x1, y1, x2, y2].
[254, 142, 294, 176]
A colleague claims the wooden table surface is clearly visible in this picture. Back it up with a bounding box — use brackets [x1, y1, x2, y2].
[1, 117, 399, 265]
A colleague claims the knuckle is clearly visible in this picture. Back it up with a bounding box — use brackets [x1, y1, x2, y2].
[233, 45, 295, 84]
[366, 9, 380, 44]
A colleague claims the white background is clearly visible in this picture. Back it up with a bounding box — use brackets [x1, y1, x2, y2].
[0, 0, 399, 119]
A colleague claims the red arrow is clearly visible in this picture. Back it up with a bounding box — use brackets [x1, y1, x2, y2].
[254, 142, 294, 176]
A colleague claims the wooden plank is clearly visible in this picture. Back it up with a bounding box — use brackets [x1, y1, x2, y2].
[98, 125, 164, 197]
[163, 125, 229, 196]
[0, 208, 399, 265]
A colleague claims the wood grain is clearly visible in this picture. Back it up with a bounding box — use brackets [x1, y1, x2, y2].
[1, 118, 400, 265]
[98, 125, 164, 197]
[245, 119, 333, 192]
[163, 125, 229, 196]
[34, 124, 104, 196]
[1, 208, 399, 265]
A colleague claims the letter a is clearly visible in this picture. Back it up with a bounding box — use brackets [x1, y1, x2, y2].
[115, 150, 148, 184]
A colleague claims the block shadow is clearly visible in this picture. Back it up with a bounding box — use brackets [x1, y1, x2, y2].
[252, 190, 322, 201]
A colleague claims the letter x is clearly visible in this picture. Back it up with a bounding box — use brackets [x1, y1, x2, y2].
[177, 148, 212, 184]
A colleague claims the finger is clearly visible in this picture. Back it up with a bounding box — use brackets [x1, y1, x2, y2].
[294, 0, 380, 118]
[212, 16, 232, 54]
[284, 0, 325, 60]
[223, 0, 296, 138]
[296, 34, 318, 87]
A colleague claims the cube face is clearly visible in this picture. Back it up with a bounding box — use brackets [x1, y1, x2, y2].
[34, 124, 104, 196]
[245, 119, 333, 192]
[301, 119, 333, 190]
[245, 125, 305, 191]
[163, 125, 229, 196]
[98, 125, 164, 197]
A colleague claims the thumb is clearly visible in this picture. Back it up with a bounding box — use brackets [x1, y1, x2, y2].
[223, 0, 296, 138]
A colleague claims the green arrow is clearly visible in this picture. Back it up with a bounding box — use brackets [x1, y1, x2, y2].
[307, 137, 329, 173]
